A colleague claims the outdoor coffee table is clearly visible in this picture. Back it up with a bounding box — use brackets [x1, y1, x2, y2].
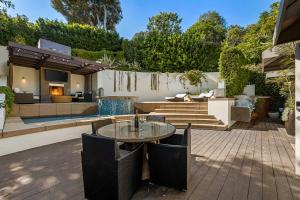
[97, 121, 176, 179]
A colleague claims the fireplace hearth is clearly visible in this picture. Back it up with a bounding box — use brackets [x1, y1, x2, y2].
[49, 83, 64, 96]
[49, 86, 63, 96]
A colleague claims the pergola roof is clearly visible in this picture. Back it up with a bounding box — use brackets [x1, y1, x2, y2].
[273, 0, 300, 45]
[7, 42, 109, 75]
[262, 47, 291, 72]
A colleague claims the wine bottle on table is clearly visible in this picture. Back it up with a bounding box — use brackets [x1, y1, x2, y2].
[134, 110, 139, 129]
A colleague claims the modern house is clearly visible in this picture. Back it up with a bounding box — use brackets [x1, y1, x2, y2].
[273, 0, 300, 175]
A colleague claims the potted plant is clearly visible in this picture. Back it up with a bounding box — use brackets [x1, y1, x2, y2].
[273, 69, 295, 135]
[268, 100, 280, 119]
[282, 96, 295, 135]
[179, 70, 207, 94]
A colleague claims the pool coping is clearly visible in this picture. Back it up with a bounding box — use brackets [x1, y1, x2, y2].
[1, 114, 145, 139]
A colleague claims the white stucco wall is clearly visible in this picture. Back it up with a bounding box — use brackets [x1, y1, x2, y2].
[0, 125, 91, 156]
[70, 74, 85, 93]
[208, 98, 236, 127]
[12, 65, 40, 95]
[97, 70, 220, 102]
[0, 46, 9, 86]
[295, 47, 300, 175]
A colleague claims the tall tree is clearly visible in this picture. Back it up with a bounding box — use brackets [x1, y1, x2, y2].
[147, 12, 182, 35]
[237, 2, 280, 64]
[143, 12, 185, 72]
[0, 0, 14, 13]
[183, 11, 226, 72]
[51, 0, 122, 31]
[223, 25, 245, 47]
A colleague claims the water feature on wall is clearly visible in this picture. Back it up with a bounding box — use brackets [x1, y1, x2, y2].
[98, 97, 135, 116]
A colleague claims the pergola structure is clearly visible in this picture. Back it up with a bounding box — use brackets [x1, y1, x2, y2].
[262, 47, 289, 72]
[7, 42, 109, 75]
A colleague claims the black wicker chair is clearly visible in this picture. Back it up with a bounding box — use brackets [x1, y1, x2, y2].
[148, 123, 191, 190]
[91, 118, 113, 134]
[146, 115, 166, 122]
[81, 133, 144, 200]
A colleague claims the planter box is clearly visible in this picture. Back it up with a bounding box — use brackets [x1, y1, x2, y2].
[285, 111, 295, 136]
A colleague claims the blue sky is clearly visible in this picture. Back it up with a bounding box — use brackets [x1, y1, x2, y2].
[8, 0, 277, 39]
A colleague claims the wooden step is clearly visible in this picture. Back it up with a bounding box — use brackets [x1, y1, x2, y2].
[166, 118, 222, 125]
[172, 123, 227, 130]
[154, 109, 208, 114]
[160, 102, 208, 106]
[160, 105, 208, 110]
[150, 113, 216, 119]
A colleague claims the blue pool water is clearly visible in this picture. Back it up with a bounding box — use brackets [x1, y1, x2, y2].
[22, 115, 99, 124]
[22, 97, 135, 124]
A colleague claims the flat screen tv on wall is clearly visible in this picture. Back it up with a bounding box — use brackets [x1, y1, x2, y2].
[45, 69, 68, 82]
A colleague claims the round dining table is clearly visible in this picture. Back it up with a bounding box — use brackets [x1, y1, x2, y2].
[97, 120, 177, 180]
[96, 121, 176, 143]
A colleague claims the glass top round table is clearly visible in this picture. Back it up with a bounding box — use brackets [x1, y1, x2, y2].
[96, 121, 176, 143]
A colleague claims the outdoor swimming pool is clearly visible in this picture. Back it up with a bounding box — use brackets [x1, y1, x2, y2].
[22, 96, 137, 124]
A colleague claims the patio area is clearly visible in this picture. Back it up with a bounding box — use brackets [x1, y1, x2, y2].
[0, 121, 298, 200]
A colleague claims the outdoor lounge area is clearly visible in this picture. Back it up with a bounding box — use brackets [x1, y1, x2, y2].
[1, 0, 300, 199]
[0, 121, 298, 200]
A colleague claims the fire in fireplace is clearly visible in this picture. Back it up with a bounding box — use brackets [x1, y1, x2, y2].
[49, 86, 64, 96]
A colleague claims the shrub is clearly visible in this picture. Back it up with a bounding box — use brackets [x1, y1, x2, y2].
[180, 70, 206, 92]
[71, 49, 124, 61]
[219, 47, 249, 97]
[0, 86, 14, 115]
[0, 14, 122, 51]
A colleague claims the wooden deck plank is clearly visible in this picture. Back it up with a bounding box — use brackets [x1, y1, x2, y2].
[232, 129, 257, 200]
[270, 123, 300, 200]
[163, 130, 234, 200]
[248, 130, 263, 200]
[0, 122, 299, 200]
[217, 129, 251, 200]
[201, 129, 246, 200]
[188, 129, 242, 200]
[268, 126, 294, 200]
[261, 125, 278, 200]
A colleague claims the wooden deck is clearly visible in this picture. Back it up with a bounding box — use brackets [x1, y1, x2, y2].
[0, 122, 299, 200]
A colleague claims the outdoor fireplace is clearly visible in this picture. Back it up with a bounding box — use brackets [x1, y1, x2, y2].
[49, 83, 64, 96]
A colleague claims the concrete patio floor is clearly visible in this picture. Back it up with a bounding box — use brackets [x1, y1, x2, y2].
[0, 122, 299, 200]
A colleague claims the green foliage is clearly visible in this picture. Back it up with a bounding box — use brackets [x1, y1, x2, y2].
[180, 70, 206, 92]
[223, 25, 245, 47]
[122, 32, 146, 65]
[36, 18, 122, 51]
[72, 48, 124, 61]
[219, 47, 249, 97]
[0, 86, 14, 115]
[142, 12, 186, 72]
[147, 12, 182, 35]
[0, 0, 14, 13]
[246, 65, 267, 96]
[181, 11, 226, 72]
[0, 14, 122, 51]
[0, 13, 37, 46]
[51, 0, 122, 31]
[237, 2, 279, 64]
[273, 69, 295, 108]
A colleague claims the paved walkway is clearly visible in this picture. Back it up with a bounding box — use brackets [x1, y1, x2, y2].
[0, 122, 299, 200]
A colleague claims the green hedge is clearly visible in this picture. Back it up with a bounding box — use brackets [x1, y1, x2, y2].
[72, 49, 124, 61]
[0, 14, 122, 51]
[219, 47, 249, 97]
